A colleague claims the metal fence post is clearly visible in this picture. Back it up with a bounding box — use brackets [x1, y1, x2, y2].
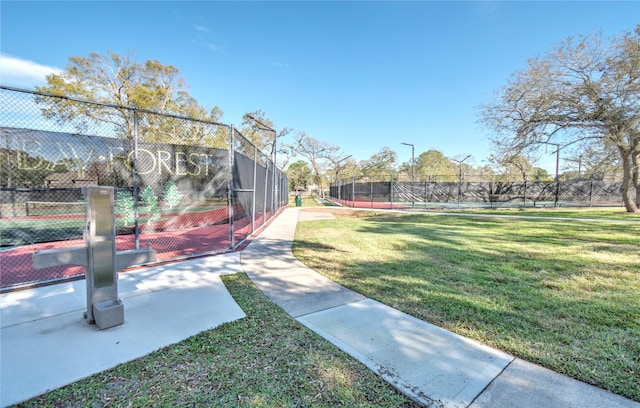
[489, 175, 495, 208]
[390, 173, 394, 209]
[271, 161, 276, 217]
[370, 180, 373, 208]
[457, 171, 462, 208]
[352, 176, 355, 207]
[263, 158, 268, 226]
[4, 131, 16, 217]
[424, 181, 427, 209]
[229, 125, 235, 249]
[251, 147, 257, 233]
[132, 109, 140, 250]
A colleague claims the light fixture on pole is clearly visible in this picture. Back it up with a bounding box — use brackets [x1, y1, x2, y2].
[578, 155, 582, 178]
[245, 114, 277, 161]
[335, 155, 353, 181]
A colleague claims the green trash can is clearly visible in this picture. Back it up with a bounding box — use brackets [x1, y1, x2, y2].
[295, 195, 302, 207]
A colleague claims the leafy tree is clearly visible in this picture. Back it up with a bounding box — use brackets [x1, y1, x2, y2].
[358, 147, 397, 179]
[531, 167, 553, 182]
[495, 155, 535, 182]
[481, 26, 640, 212]
[287, 160, 313, 192]
[35, 51, 224, 146]
[414, 149, 457, 182]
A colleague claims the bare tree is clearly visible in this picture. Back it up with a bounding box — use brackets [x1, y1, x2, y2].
[481, 26, 640, 212]
[326, 153, 355, 182]
[494, 154, 536, 182]
[241, 110, 291, 164]
[288, 131, 338, 197]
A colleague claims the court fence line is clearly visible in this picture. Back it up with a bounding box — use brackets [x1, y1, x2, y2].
[330, 174, 624, 210]
[0, 86, 288, 291]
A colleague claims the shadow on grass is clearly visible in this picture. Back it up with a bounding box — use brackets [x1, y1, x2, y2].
[293, 213, 640, 402]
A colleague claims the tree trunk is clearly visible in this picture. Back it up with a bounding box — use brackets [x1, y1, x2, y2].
[633, 149, 640, 209]
[619, 151, 640, 213]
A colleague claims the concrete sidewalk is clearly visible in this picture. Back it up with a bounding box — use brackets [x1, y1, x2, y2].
[0, 254, 245, 408]
[241, 208, 639, 408]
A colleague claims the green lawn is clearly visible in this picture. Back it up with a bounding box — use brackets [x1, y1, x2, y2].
[293, 209, 640, 402]
[433, 207, 639, 221]
[18, 273, 416, 407]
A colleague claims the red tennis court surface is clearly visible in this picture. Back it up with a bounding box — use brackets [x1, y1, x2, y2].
[1, 210, 272, 290]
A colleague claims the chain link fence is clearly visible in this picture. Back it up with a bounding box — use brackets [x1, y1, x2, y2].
[331, 173, 624, 209]
[0, 86, 288, 291]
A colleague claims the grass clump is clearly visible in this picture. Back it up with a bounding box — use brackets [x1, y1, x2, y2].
[293, 209, 640, 402]
[18, 273, 416, 407]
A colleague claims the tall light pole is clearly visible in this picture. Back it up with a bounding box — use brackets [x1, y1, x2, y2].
[335, 155, 353, 181]
[578, 155, 582, 178]
[565, 155, 583, 179]
[401, 142, 414, 207]
[401, 143, 414, 183]
[452, 155, 471, 207]
[246, 114, 278, 212]
[539, 142, 560, 207]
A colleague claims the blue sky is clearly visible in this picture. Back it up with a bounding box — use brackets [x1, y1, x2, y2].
[1, 1, 638, 172]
